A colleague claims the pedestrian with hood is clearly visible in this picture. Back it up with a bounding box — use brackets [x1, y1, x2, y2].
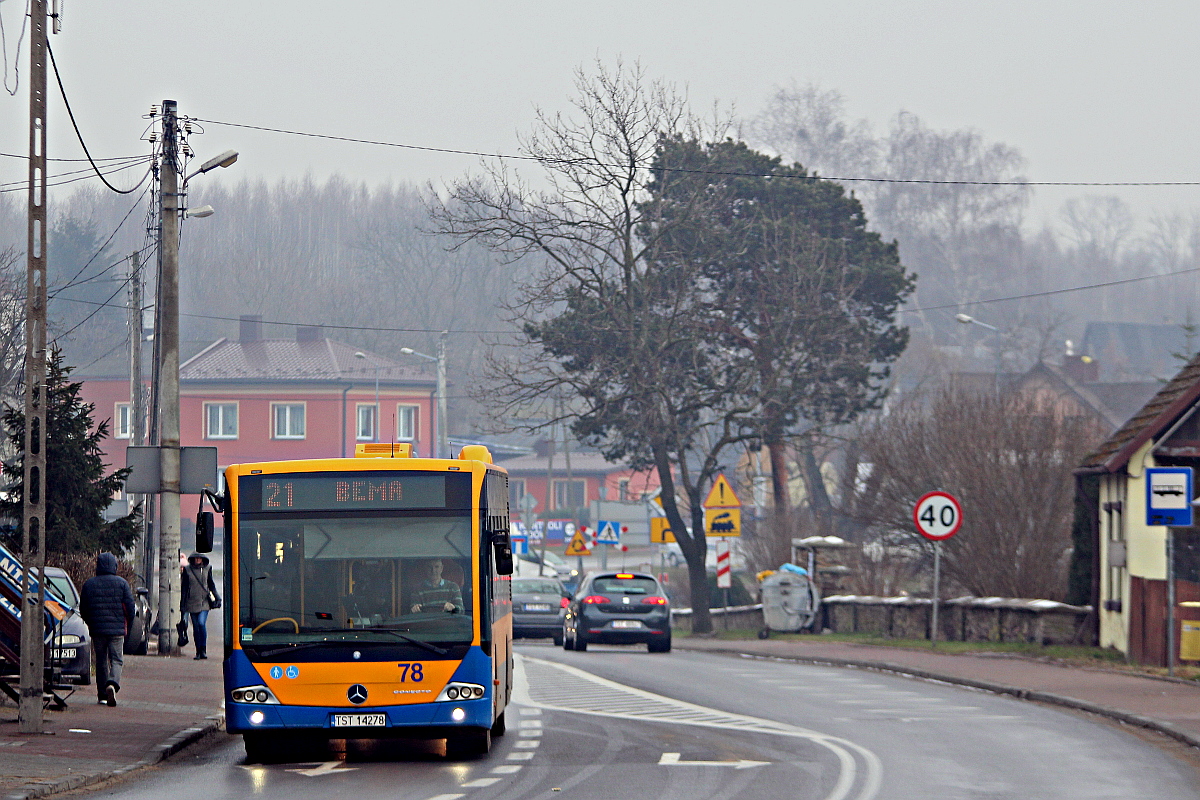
[180, 552, 220, 660]
[79, 552, 135, 707]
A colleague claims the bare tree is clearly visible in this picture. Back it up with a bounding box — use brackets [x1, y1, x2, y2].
[850, 384, 1104, 600]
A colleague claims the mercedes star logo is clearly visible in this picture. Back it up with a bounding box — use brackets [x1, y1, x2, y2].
[347, 684, 368, 705]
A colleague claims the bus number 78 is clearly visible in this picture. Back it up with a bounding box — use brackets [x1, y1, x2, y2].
[399, 663, 424, 682]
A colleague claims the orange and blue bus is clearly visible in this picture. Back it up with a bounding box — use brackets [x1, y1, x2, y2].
[211, 443, 513, 761]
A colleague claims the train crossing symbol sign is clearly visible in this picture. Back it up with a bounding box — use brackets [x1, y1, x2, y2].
[595, 520, 621, 545]
[564, 528, 592, 556]
[702, 474, 742, 509]
[1146, 467, 1193, 527]
[913, 490, 963, 541]
[705, 507, 741, 537]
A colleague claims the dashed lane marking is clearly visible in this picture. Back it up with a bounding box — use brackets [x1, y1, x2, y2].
[462, 778, 501, 788]
[491, 765, 523, 774]
[514, 739, 539, 748]
[424, 794, 465, 800]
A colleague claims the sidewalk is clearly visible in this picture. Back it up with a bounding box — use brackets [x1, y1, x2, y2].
[0, 650, 223, 800]
[680, 636, 1200, 748]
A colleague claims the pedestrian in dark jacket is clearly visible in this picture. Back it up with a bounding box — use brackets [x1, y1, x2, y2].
[79, 552, 135, 707]
[180, 552, 219, 660]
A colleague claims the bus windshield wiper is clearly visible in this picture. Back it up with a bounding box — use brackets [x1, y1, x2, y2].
[365, 628, 448, 656]
[256, 642, 330, 658]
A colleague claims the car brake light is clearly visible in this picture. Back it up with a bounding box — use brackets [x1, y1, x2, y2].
[582, 595, 609, 604]
[615, 574, 634, 579]
[559, 596, 570, 608]
[641, 596, 668, 605]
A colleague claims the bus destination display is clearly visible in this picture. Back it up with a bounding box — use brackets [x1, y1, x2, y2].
[239, 472, 466, 512]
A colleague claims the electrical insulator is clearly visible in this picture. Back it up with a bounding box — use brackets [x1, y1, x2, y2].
[149, 105, 159, 117]
[184, 121, 193, 134]
[149, 133, 157, 143]
[182, 143, 192, 157]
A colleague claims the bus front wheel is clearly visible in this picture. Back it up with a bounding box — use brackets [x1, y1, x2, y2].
[446, 727, 491, 759]
[243, 732, 276, 763]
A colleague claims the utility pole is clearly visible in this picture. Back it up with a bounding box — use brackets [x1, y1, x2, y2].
[155, 100, 182, 656]
[128, 252, 146, 577]
[18, 0, 49, 733]
[437, 331, 448, 458]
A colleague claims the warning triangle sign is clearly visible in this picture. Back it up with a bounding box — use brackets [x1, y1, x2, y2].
[564, 528, 592, 556]
[702, 474, 741, 508]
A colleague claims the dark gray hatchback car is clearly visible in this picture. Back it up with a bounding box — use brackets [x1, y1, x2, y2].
[511, 576, 570, 644]
[562, 571, 671, 652]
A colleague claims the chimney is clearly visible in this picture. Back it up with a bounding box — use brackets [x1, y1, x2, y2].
[1062, 354, 1099, 383]
[239, 315, 262, 343]
[533, 438, 556, 459]
[296, 325, 323, 343]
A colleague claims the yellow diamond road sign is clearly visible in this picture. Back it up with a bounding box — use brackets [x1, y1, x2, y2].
[703, 474, 741, 509]
[705, 507, 741, 537]
[564, 528, 592, 556]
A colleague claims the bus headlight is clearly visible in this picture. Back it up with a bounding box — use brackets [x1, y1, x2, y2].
[436, 682, 485, 702]
[231, 685, 280, 704]
[451, 708, 466, 722]
[249, 711, 265, 725]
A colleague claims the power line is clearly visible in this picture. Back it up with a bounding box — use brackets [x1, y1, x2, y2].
[0, 151, 145, 163]
[193, 116, 1200, 188]
[48, 186, 151, 298]
[46, 261, 1200, 335]
[0, 157, 149, 194]
[0, 0, 28, 96]
[46, 41, 150, 194]
[0, 155, 147, 190]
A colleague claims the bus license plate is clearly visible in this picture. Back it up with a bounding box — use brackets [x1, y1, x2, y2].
[53, 648, 76, 660]
[611, 620, 641, 629]
[524, 603, 551, 611]
[331, 714, 386, 728]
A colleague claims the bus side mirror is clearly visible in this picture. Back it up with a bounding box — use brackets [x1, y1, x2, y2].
[196, 511, 214, 553]
[492, 529, 513, 576]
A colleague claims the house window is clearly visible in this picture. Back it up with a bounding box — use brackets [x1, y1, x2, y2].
[397, 405, 418, 442]
[553, 479, 586, 510]
[114, 403, 132, 439]
[509, 478, 527, 509]
[356, 404, 377, 441]
[272, 403, 306, 439]
[204, 402, 238, 439]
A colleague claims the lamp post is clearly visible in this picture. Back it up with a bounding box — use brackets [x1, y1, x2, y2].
[154, 101, 237, 657]
[954, 313, 999, 332]
[400, 331, 447, 459]
[354, 352, 380, 443]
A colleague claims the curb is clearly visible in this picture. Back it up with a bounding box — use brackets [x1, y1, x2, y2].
[682, 646, 1200, 751]
[2, 713, 225, 800]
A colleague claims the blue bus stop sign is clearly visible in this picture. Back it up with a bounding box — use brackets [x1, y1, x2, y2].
[1146, 467, 1193, 527]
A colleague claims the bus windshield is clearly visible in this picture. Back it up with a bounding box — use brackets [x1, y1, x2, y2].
[237, 513, 474, 649]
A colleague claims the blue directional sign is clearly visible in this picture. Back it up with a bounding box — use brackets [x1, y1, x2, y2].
[595, 520, 620, 545]
[1147, 467, 1193, 527]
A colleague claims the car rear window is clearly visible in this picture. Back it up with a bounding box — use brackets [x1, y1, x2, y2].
[592, 577, 657, 595]
[513, 579, 562, 594]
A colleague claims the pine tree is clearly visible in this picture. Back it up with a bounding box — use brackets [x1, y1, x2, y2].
[0, 349, 140, 555]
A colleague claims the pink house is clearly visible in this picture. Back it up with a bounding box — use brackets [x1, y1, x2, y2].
[77, 319, 438, 483]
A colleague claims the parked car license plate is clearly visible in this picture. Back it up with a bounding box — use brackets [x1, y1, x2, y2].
[331, 713, 386, 727]
[611, 620, 642, 629]
[52, 648, 76, 659]
[524, 603, 552, 611]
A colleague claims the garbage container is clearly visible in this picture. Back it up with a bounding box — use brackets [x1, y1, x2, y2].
[1180, 621, 1200, 661]
[758, 567, 820, 638]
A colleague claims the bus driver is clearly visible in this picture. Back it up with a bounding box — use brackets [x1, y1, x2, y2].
[410, 558, 464, 614]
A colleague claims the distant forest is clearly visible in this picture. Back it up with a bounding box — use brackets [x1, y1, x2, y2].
[1, 84, 1198, 435]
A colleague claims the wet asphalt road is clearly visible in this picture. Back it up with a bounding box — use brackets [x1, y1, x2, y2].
[85, 642, 1200, 800]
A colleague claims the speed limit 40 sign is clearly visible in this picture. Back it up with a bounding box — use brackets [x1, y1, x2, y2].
[913, 490, 963, 541]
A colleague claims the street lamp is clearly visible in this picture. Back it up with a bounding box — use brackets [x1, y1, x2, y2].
[399, 331, 448, 459]
[354, 352, 380, 443]
[153, 97, 238, 656]
[954, 313, 999, 331]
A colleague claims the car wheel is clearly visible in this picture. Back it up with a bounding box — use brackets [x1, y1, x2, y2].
[446, 727, 491, 759]
[78, 671, 92, 686]
[552, 633, 563, 646]
[648, 636, 671, 653]
[575, 633, 587, 652]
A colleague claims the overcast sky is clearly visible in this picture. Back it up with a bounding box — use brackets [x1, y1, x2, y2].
[2, 1, 1198, 232]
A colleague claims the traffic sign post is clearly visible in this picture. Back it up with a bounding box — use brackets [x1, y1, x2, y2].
[715, 540, 731, 629]
[1146, 467, 1194, 676]
[595, 520, 620, 545]
[913, 490, 963, 645]
[703, 474, 742, 537]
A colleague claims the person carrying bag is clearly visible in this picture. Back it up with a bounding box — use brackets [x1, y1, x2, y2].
[179, 552, 220, 660]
